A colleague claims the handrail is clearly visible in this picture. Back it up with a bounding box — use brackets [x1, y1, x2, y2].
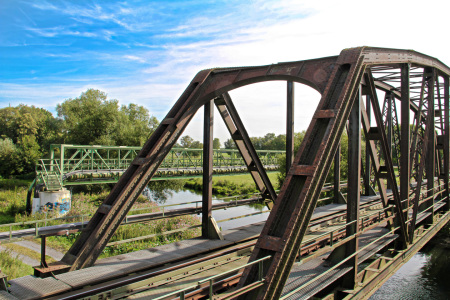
[151, 255, 272, 300]
[35, 145, 285, 187]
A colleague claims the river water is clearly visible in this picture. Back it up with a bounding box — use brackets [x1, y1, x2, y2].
[157, 189, 450, 298]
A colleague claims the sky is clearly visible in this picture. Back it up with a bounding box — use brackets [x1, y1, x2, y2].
[1, 0, 450, 144]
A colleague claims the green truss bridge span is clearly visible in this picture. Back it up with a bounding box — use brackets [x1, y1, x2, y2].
[34, 144, 283, 190]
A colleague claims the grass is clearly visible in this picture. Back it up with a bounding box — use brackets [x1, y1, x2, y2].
[0, 185, 28, 224]
[0, 178, 201, 280]
[3, 243, 56, 264]
[184, 172, 280, 196]
[0, 249, 33, 280]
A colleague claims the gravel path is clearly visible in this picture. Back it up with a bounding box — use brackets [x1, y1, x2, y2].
[13, 240, 64, 261]
[0, 239, 65, 267]
[0, 246, 39, 266]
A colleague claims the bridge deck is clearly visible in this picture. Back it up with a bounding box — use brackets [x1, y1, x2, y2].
[7, 195, 384, 300]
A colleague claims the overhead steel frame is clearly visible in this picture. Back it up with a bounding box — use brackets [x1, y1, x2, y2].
[57, 47, 450, 298]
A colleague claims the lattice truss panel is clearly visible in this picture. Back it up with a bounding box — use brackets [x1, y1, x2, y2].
[48, 47, 450, 300]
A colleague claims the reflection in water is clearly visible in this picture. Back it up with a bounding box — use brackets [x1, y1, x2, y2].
[147, 188, 269, 231]
[370, 243, 450, 299]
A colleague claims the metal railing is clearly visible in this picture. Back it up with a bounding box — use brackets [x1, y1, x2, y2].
[35, 145, 284, 188]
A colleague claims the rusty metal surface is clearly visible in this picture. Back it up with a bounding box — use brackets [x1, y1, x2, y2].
[238, 47, 367, 300]
[50, 47, 450, 298]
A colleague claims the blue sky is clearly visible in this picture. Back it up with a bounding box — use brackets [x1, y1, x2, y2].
[1, 0, 450, 142]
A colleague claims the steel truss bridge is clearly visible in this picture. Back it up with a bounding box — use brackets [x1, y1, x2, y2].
[27, 145, 282, 212]
[34, 145, 282, 188]
[5, 46, 450, 299]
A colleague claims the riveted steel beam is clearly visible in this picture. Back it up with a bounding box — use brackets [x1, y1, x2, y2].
[215, 93, 277, 204]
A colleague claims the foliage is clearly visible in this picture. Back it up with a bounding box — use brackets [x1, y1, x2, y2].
[0, 105, 62, 151]
[0, 181, 28, 224]
[0, 104, 61, 177]
[0, 138, 19, 177]
[224, 138, 236, 149]
[213, 138, 221, 149]
[57, 89, 158, 146]
[0, 249, 33, 280]
[179, 135, 194, 148]
[0, 89, 160, 177]
[184, 173, 280, 196]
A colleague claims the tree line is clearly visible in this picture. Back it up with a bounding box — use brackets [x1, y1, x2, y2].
[0, 89, 160, 177]
[1, 88, 317, 178]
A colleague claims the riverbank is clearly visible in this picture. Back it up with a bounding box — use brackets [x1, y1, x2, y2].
[184, 172, 280, 196]
[0, 179, 201, 280]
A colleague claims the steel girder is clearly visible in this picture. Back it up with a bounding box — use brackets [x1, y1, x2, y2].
[60, 54, 339, 270]
[59, 47, 450, 300]
[237, 48, 450, 299]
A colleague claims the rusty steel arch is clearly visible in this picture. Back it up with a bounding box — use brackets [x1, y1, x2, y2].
[59, 50, 341, 271]
[55, 47, 450, 299]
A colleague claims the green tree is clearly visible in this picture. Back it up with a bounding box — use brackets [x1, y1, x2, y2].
[180, 135, 194, 148]
[190, 140, 203, 149]
[0, 105, 62, 152]
[213, 138, 221, 149]
[115, 104, 159, 146]
[57, 89, 120, 145]
[0, 138, 18, 177]
[0, 105, 59, 176]
[57, 89, 158, 146]
[224, 138, 236, 149]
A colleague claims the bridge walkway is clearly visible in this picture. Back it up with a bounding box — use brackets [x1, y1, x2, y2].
[6, 194, 396, 299]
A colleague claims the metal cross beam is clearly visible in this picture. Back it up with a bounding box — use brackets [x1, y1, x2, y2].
[57, 47, 450, 300]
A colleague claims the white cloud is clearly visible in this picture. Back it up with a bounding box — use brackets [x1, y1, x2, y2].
[5, 0, 450, 144]
[123, 55, 147, 63]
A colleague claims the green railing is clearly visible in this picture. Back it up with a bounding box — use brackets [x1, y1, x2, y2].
[35, 144, 284, 189]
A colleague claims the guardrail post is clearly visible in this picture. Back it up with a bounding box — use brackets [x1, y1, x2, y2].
[258, 259, 264, 281]
[41, 235, 48, 268]
[209, 279, 213, 299]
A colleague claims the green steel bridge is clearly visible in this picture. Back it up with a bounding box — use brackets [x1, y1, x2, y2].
[34, 144, 283, 191]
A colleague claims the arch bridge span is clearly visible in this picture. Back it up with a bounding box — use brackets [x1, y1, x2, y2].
[8, 46, 450, 299]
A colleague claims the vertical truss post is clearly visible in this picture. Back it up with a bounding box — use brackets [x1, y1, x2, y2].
[334, 143, 346, 204]
[286, 81, 295, 171]
[328, 87, 362, 286]
[202, 100, 221, 239]
[444, 75, 450, 211]
[215, 93, 277, 205]
[344, 85, 361, 288]
[364, 95, 375, 196]
[334, 143, 341, 203]
[400, 64, 411, 223]
[386, 93, 393, 190]
[238, 49, 366, 300]
[424, 69, 436, 224]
